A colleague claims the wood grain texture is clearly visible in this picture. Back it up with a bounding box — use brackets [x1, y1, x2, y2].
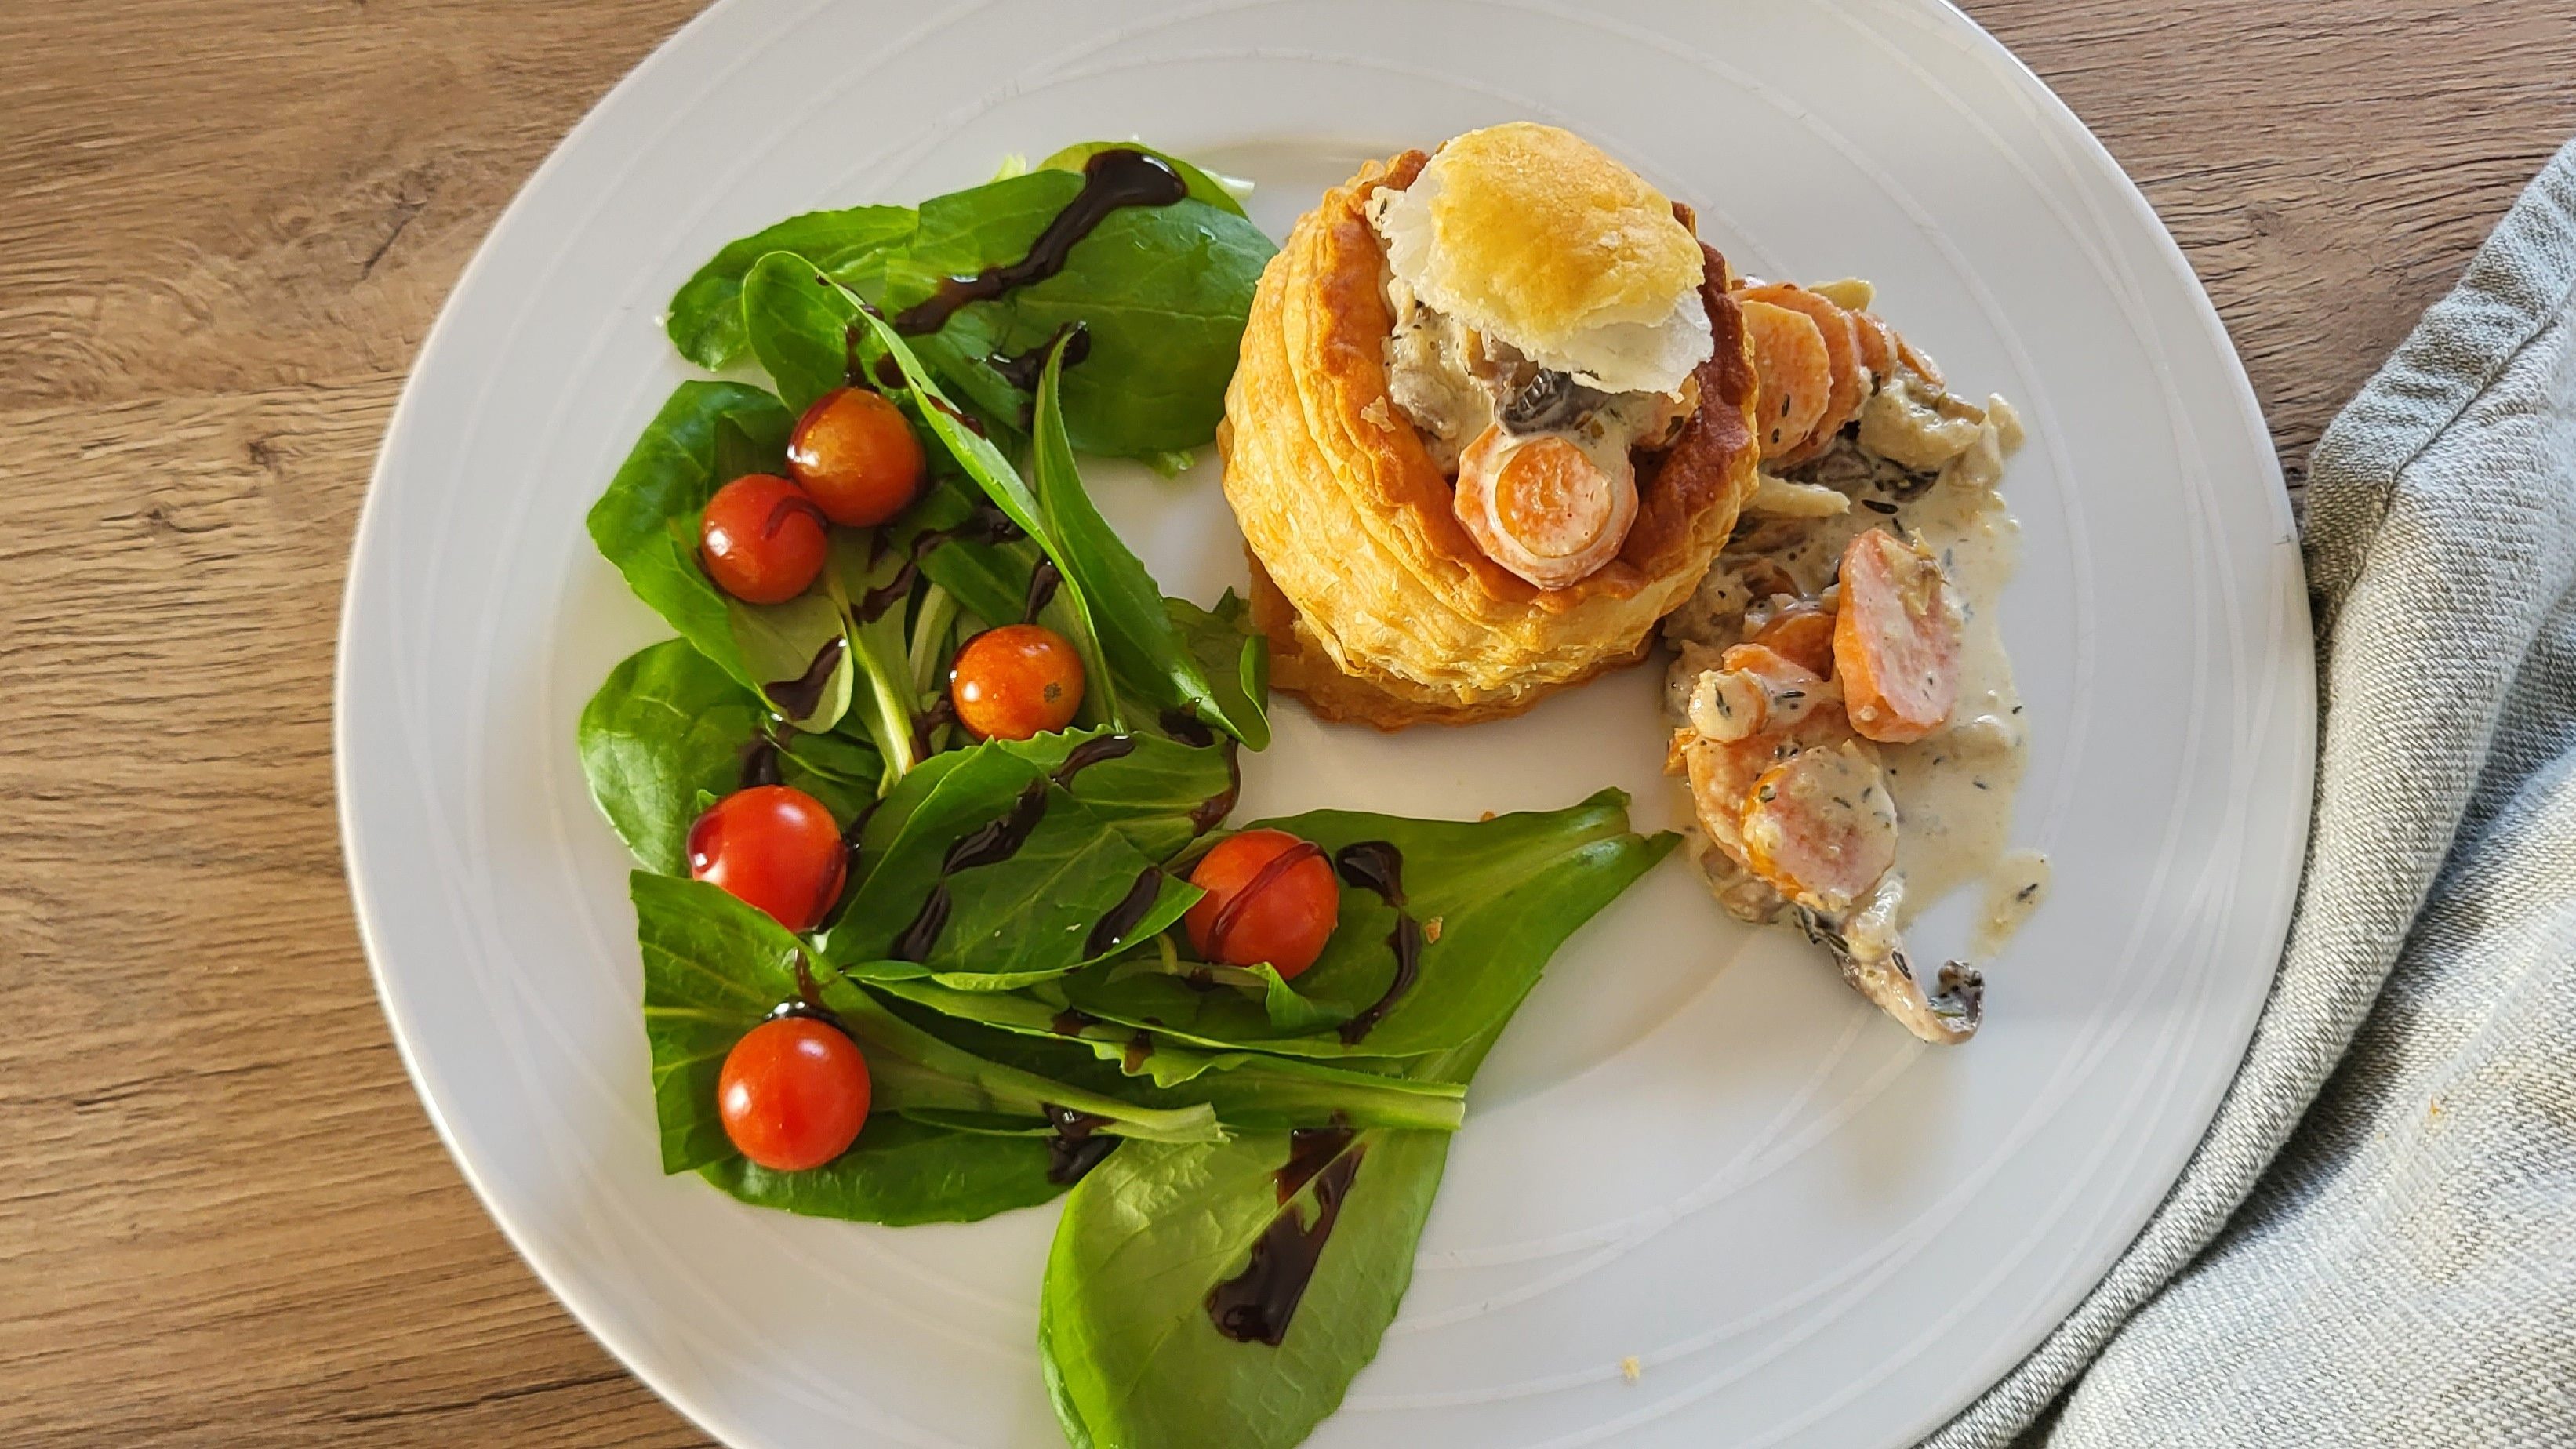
[1, 2, 2567, 1445]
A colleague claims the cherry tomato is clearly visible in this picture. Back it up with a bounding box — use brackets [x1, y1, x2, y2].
[950, 623, 1085, 740]
[787, 387, 926, 527]
[699, 474, 829, 605]
[718, 1015, 871, 1171]
[1183, 828, 1341, 979]
[687, 785, 848, 932]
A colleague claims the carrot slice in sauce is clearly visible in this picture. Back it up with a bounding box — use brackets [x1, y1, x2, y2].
[1743, 283, 1866, 463]
[1739, 299, 1831, 459]
[1747, 600, 1838, 678]
[1833, 528, 1961, 743]
[1739, 742, 1899, 911]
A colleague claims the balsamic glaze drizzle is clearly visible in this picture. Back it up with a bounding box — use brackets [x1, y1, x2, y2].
[1205, 1131, 1367, 1345]
[1158, 709, 1215, 749]
[1333, 841, 1420, 1044]
[1085, 866, 1164, 959]
[1022, 556, 1063, 623]
[882, 734, 1141, 963]
[893, 150, 1188, 336]
[765, 637, 847, 720]
[738, 735, 784, 790]
[1187, 737, 1242, 836]
[1200, 841, 1323, 964]
[987, 321, 1094, 393]
[1042, 1102, 1118, 1185]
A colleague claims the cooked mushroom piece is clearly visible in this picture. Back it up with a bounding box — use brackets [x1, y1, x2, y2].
[1793, 875, 1983, 1045]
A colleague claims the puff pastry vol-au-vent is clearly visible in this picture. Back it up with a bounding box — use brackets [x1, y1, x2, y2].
[1219, 123, 1762, 728]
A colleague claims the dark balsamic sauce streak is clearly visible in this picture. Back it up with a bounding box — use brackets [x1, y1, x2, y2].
[1053, 732, 1136, 785]
[1205, 1139, 1368, 1346]
[1122, 1033, 1154, 1074]
[869, 350, 905, 390]
[1048, 1008, 1096, 1037]
[1085, 866, 1164, 958]
[1337, 915, 1422, 1046]
[1273, 1125, 1357, 1204]
[886, 779, 1053, 961]
[910, 695, 957, 762]
[1332, 841, 1406, 907]
[1200, 841, 1323, 965]
[856, 559, 918, 624]
[739, 737, 783, 790]
[766, 637, 847, 720]
[1334, 841, 1419, 1044]
[763, 492, 828, 539]
[765, 952, 841, 1028]
[987, 322, 1093, 393]
[1022, 556, 1063, 623]
[923, 394, 989, 438]
[1042, 1102, 1117, 1185]
[1187, 739, 1243, 836]
[892, 149, 1188, 336]
[1159, 709, 1215, 749]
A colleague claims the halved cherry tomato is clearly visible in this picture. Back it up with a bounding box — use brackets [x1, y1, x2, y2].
[687, 784, 848, 932]
[950, 623, 1084, 740]
[699, 474, 829, 605]
[1183, 828, 1341, 979]
[718, 1015, 870, 1171]
[787, 387, 926, 527]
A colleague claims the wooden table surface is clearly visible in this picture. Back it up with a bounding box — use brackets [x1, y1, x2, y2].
[5, 2, 2571, 1444]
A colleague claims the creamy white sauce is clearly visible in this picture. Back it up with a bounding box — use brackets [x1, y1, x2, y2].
[1662, 376, 2042, 961]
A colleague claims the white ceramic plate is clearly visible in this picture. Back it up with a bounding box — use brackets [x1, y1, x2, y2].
[337, 2, 2314, 1444]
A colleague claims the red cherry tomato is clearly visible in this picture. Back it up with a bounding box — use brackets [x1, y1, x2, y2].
[787, 387, 926, 527]
[718, 1015, 871, 1171]
[950, 623, 1085, 741]
[699, 474, 829, 605]
[687, 785, 848, 932]
[1183, 828, 1341, 979]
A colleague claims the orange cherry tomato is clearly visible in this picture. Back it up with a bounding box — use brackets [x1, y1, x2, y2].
[718, 1015, 871, 1171]
[787, 387, 926, 527]
[949, 623, 1085, 740]
[687, 785, 848, 932]
[699, 473, 829, 605]
[1183, 828, 1341, 979]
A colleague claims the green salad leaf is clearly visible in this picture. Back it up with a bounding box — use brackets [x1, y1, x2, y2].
[1036, 794, 1671, 1449]
[1057, 790, 1677, 1064]
[577, 639, 879, 872]
[674, 152, 1270, 456]
[1031, 343, 1271, 749]
[1040, 1126, 1453, 1449]
[700, 1113, 1064, 1226]
[667, 203, 914, 370]
[584, 382, 790, 686]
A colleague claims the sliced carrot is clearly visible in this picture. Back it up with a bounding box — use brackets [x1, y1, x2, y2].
[1738, 299, 1831, 459]
[1833, 528, 1960, 743]
[1743, 283, 1866, 463]
[1746, 600, 1837, 677]
[1849, 310, 1898, 384]
[1739, 742, 1899, 911]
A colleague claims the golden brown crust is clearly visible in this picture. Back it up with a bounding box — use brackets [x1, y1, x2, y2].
[1402, 123, 1706, 355]
[1218, 150, 1761, 728]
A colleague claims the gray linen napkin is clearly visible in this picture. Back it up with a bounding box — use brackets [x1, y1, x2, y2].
[1931, 137, 2576, 1447]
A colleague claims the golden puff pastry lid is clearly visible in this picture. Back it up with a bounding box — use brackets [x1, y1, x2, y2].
[1376, 123, 1712, 394]
[1217, 147, 1762, 729]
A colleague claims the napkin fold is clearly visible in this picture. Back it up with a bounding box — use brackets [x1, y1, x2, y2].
[1935, 136, 2576, 1448]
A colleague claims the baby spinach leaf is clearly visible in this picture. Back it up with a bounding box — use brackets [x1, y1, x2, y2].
[1031, 347, 1270, 748]
[863, 979, 1460, 1133]
[699, 1113, 1064, 1226]
[1057, 790, 1677, 1065]
[831, 778, 1199, 985]
[814, 975, 1218, 1145]
[1041, 1126, 1453, 1449]
[1036, 141, 1248, 217]
[586, 382, 794, 688]
[667, 203, 914, 370]
[739, 252, 862, 414]
[577, 639, 880, 873]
